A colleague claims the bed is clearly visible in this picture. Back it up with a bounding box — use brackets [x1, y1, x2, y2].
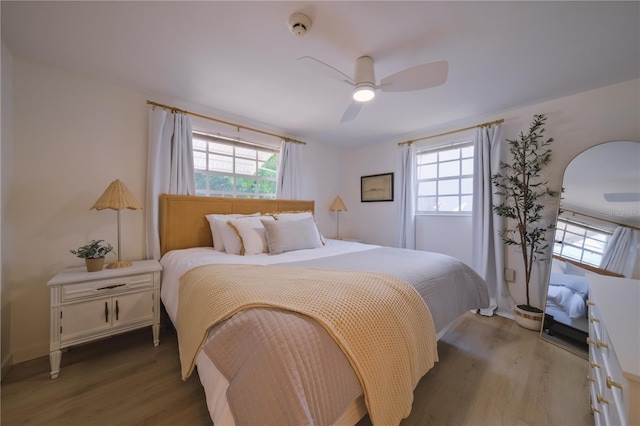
[159, 194, 489, 425]
[543, 255, 623, 348]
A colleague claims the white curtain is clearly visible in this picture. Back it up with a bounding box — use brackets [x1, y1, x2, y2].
[600, 226, 638, 277]
[471, 124, 513, 316]
[276, 140, 302, 199]
[146, 108, 195, 260]
[396, 143, 415, 249]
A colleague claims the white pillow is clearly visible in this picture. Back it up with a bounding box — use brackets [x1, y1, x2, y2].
[261, 216, 323, 254]
[205, 213, 258, 251]
[551, 258, 566, 274]
[275, 211, 314, 220]
[227, 216, 275, 255]
[565, 261, 589, 277]
[275, 211, 325, 245]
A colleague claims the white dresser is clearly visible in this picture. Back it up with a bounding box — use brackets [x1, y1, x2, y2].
[587, 274, 639, 426]
[47, 259, 162, 379]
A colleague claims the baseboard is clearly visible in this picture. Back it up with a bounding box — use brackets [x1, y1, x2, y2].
[11, 342, 49, 366]
[1, 352, 13, 381]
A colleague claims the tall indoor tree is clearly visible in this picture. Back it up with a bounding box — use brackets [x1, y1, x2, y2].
[492, 114, 556, 328]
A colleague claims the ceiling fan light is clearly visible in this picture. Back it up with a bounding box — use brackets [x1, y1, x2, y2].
[353, 85, 375, 102]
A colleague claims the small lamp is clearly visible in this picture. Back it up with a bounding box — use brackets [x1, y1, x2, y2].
[329, 196, 347, 240]
[90, 179, 143, 269]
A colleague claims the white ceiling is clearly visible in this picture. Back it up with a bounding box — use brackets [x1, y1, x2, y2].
[2, 1, 639, 148]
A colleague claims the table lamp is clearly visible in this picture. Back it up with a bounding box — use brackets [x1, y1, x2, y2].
[90, 179, 143, 268]
[329, 195, 347, 240]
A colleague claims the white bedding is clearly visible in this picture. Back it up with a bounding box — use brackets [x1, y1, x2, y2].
[161, 239, 377, 322]
[160, 239, 488, 425]
[546, 281, 586, 319]
[545, 258, 589, 321]
[162, 239, 378, 425]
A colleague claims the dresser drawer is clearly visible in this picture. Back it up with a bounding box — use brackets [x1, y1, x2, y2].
[590, 380, 608, 426]
[589, 344, 606, 396]
[588, 302, 630, 426]
[60, 273, 155, 302]
[588, 302, 604, 338]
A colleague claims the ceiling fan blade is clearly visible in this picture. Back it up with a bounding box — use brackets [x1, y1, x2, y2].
[380, 60, 448, 92]
[603, 192, 640, 202]
[296, 56, 354, 86]
[340, 102, 364, 124]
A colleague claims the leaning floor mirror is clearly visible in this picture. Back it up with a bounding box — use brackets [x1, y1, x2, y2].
[540, 140, 640, 358]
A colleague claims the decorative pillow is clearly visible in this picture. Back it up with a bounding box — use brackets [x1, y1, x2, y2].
[227, 216, 275, 255]
[261, 216, 323, 254]
[205, 213, 258, 251]
[275, 211, 325, 245]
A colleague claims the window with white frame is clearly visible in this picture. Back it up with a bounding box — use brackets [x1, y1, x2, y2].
[553, 218, 611, 267]
[192, 131, 279, 198]
[415, 141, 474, 214]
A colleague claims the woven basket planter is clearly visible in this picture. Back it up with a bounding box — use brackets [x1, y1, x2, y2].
[85, 257, 105, 272]
[514, 305, 543, 331]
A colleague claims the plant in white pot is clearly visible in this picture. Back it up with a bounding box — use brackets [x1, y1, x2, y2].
[70, 239, 114, 272]
[491, 114, 556, 330]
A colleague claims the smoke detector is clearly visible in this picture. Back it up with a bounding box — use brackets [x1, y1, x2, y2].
[288, 13, 312, 36]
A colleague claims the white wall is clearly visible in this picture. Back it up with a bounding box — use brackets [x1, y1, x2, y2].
[7, 58, 345, 363]
[344, 78, 640, 309]
[342, 142, 398, 245]
[5, 54, 638, 364]
[1, 40, 14, 378]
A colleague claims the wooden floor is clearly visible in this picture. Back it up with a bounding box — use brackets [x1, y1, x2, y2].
[1, 313, 593, 426]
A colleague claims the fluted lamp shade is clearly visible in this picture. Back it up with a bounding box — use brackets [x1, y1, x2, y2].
[90, 179, 143, 269]
[329, 196, 347, 240]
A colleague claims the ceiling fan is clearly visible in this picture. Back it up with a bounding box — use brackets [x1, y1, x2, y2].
[297, 55, 448, 123]
[603, 192, 640, 202]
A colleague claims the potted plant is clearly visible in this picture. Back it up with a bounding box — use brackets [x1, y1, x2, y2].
[70, 239, 114, 272]
[491, 114, 556, 330]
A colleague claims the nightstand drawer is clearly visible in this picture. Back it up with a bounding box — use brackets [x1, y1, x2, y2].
[60, 273, 155, 302]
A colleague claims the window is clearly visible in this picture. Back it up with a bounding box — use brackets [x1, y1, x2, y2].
[553, 218, 611, 267]
[415, 142, 474, 214]
[193, 132, 278, 198]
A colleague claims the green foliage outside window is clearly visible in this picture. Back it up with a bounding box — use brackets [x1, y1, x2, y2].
[195, 150, 278, 198]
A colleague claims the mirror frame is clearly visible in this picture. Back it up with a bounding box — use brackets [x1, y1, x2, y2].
[539, 140, 640, 358]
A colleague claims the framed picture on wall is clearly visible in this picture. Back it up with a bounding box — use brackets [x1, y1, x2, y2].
[361, 173, 394, 202]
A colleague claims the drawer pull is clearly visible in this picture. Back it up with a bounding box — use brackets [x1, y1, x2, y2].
[590, 362, 601, 369]
[587, 338, 609, 349]
[597, 395, 609, 404]
[586, 300, 594, 306]
[97, 283, 127, 291]
[591, 404, 602, 414]
[587, 375, 596, 383]
[590, 315, 600, 323]
[606, 376, 623, 390]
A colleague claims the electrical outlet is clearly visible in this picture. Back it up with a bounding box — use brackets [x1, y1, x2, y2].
[504, 268, 516, 282]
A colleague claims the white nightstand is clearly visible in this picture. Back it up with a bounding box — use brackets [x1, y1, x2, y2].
[47, 259, 162, 379]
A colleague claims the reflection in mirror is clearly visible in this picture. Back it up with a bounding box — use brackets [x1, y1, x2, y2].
[541, 141, 640, 358]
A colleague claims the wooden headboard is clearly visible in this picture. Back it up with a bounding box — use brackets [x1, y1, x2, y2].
[159, 194, 315, 256]
[553, 254, 624, 278]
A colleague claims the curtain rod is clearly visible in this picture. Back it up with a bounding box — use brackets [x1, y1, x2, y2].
[561, 208, 640, 231]
[146, 100, 306, 145]
[398, 118, 504, 146]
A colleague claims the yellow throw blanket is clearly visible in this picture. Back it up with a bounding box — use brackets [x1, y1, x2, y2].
[177, 264, 438, 425]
